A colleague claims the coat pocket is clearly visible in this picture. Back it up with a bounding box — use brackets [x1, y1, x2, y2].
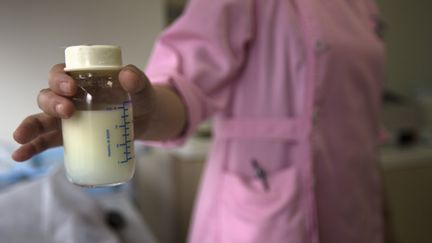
[218, 165, 306, 243]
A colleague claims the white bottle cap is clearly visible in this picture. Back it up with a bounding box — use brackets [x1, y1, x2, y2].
[64, 45, 123, 71]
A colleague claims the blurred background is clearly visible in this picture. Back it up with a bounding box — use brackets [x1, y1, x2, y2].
[0, 0, 431, 243]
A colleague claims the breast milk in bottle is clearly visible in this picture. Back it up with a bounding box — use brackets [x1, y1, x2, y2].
[62, 45, 135, 187]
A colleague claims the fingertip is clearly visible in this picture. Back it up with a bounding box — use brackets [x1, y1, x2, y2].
[49, 63, 77, 96]
[119, 66, 145, 93]
[13, 129, 23, 144]
[11, 151, 21, 162]
[13, 123, 33, 144]
[54, 101, 75, 119]
[55, 104, 68, 118]
[51, 75, 77, 97]
[11, 148, 30, 162]
[50, 63, 66, 72]
[63, 102, 75, 118]
[122, 64, 141, 74]
[58, 77, 77, 96]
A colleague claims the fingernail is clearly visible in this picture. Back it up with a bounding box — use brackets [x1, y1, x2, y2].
[55, 104, 68, 118]
[60, 82, 70, 93]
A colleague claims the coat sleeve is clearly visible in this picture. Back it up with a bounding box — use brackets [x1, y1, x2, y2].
[145, 0, 254, 145]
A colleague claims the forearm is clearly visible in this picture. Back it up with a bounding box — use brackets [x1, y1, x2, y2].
[135, 85, 187, 141]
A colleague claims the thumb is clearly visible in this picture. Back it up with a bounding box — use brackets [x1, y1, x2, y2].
[119, 65, 156, 118]
[119, 64, 149, 93]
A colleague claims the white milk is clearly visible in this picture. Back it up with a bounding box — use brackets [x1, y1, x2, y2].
[62, 108, 135, 186]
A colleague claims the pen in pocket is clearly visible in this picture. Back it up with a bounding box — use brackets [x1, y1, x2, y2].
[251, 159, 270, 191]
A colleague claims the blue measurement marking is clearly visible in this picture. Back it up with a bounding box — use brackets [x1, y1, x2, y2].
[116, 100, 133, 164]
[119, 155, 134, 163]
[106, 129, 111, 157]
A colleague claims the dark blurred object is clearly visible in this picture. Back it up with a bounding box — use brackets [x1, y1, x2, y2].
[165, 0, 187, 24]
[372, 14, 387, 40]
[396, 129, 418, 148]
[381, 90, 426, 146]
[105, 210, 127, 231]
[383, 90, 405, 105]
[167, 4, 184, 23]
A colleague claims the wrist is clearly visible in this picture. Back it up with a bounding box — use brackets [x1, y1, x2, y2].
[136, 85, 187, 141]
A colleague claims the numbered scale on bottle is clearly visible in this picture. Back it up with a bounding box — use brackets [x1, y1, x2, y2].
[107, 100, 135, 164]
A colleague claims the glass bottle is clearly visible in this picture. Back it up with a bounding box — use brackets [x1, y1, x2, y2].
[62, 45, 135, 187]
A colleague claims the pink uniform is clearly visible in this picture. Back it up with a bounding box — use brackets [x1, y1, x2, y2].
[145, 0, 385, 242]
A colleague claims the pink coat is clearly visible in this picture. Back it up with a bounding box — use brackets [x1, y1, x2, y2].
[145, 0, 385, 242]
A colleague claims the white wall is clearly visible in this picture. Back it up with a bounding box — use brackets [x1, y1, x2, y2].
[0, 0, 165, 143]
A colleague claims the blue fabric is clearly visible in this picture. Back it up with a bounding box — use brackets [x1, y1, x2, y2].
[0, 142, 150, 194]
[0, 144, 63, 190]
